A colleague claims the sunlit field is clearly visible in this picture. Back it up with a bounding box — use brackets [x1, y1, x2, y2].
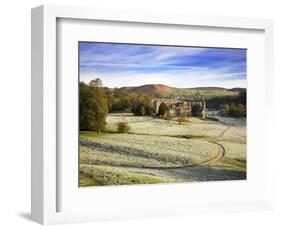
[80, 113, 246, 186]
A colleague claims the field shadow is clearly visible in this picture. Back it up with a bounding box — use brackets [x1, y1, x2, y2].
[164, 165, 246, 181]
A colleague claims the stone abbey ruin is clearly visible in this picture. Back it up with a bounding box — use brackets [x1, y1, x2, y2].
[152, 98, 208, 119]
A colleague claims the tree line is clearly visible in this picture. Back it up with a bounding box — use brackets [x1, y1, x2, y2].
[108, 88, 153, 116]
[80, 78, 247, 133]
[206, 90, 246, 109]
[80, 78, 153, 132]
[207, 90, 246, 117]
[219, 103, 246, 117]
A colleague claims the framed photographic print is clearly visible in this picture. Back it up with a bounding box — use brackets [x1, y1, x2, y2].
[31, 5, 274, 225]
[78, 42, 247, 187]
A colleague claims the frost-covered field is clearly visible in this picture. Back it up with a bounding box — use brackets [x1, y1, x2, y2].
[80, 134, 218, 167]
[221, 126, 246, 143]
[106, 117, 226, 138]
[106, 113, 152, 123]
[80, 114, 247, 186]
[130, 119, 225, 138]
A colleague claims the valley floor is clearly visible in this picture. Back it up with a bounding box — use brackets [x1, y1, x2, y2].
[79, 113, 246, 186]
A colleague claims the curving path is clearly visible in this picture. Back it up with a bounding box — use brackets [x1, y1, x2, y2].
[133, 125, 229, 169]
[219, 125, 232, 137]
[128, 140, 225, 170]
[86, 125, 229, 170]
[86, 134, 226, 170]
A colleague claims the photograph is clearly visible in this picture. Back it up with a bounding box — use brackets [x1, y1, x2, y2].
[79, 42, 247, 187]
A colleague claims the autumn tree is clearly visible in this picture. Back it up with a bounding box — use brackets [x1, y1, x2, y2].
[228, 103, 246, 117]
[131, 93, 153, 116]
[219, 104, 230, 116]
[236, 103, 246, 117]
[80, 82, 96, 130]
[80, 79, 108, 134]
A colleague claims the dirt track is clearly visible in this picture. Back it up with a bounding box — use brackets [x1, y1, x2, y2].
[134, 125, 229, 169]
[133, 140, 225, 170]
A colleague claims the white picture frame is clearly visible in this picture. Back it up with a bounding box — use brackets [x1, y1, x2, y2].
[31, 5, 274, 225]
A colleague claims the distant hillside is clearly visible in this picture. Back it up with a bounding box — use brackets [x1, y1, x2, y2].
[122, 84, 171, 95]
[188, 87, 227, 91]
[118, 84, 245, 99]
[228, 87, 246, 92]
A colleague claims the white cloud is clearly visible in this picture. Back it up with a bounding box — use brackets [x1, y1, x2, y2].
[80, 43, 246, 89]
[80, 45, 207, 69]
[80, 67, 246, 89]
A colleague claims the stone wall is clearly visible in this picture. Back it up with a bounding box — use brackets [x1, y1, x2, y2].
[152, 98, 206, 115]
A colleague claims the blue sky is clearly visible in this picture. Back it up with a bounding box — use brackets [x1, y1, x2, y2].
[79, 42, 246, 88]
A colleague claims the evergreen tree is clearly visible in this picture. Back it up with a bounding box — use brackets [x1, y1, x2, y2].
[158, 102, 169, 117]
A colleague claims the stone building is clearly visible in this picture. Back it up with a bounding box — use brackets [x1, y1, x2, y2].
[152, 98, 208, 119]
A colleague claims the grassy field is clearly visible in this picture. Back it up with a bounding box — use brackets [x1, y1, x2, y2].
[80, 113, 246, 186]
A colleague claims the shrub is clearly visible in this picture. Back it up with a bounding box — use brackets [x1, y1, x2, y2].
[117, 122, 130, 133]
[177, 112, 188, 125]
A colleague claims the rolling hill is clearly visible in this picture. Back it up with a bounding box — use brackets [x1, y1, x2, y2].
[119, 84, 244, 99]
[122, 84, 171, 95]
